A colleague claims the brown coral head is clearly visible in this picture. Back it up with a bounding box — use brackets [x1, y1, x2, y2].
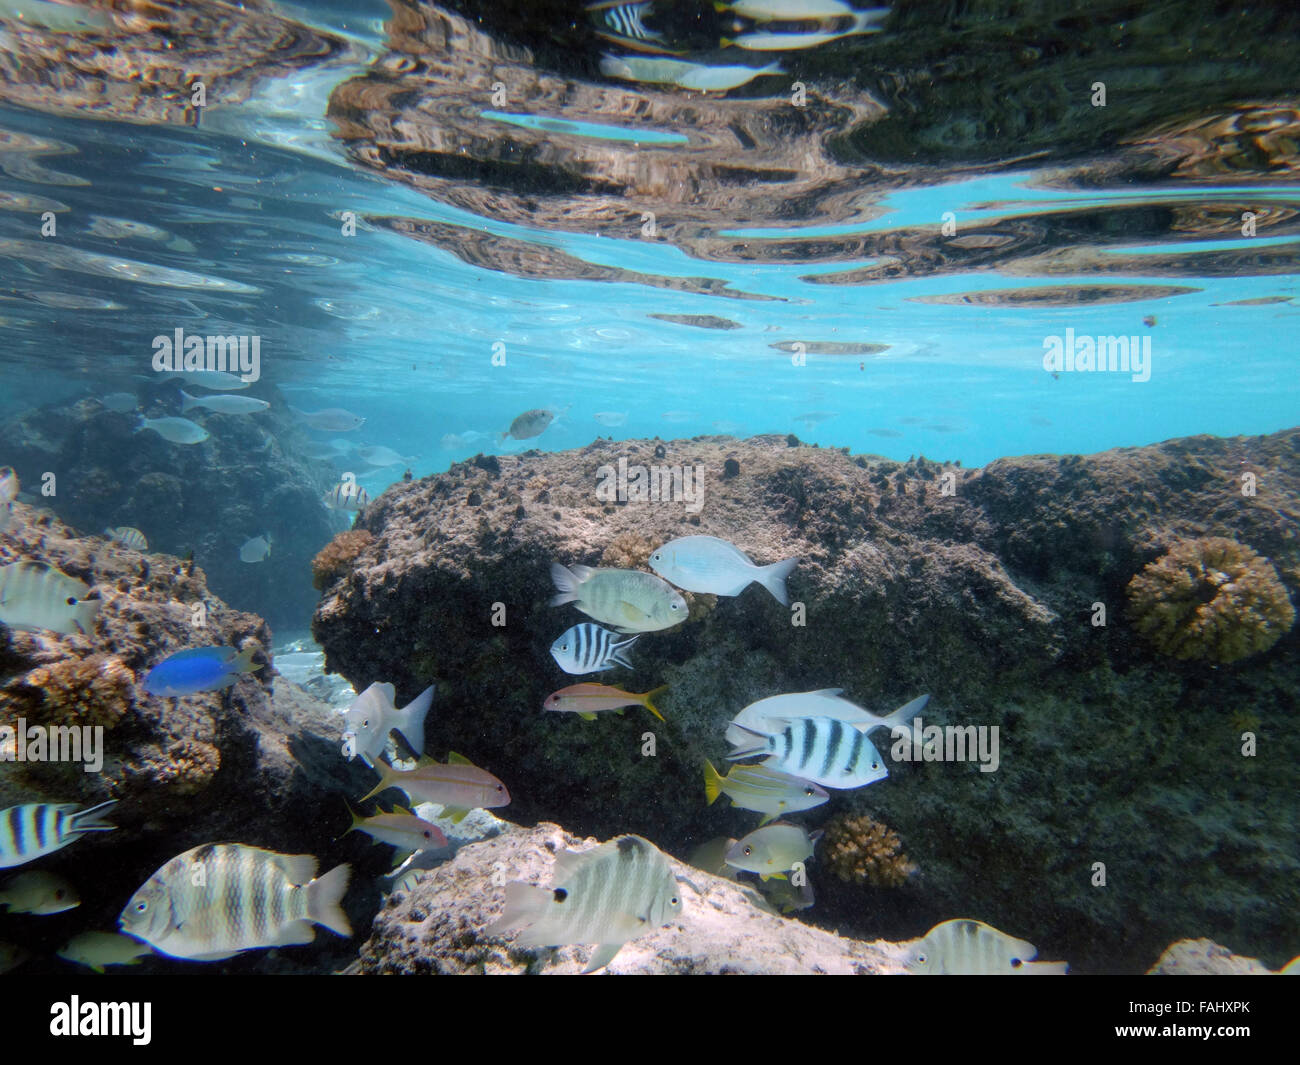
[312, 529, 375, 590]
[1127, 536, 1295, 664]
[822, 813, 916, 888]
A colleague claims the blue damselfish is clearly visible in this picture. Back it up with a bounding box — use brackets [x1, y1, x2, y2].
[143, 646, 259, 697]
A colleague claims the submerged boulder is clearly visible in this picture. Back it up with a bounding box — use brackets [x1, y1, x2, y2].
[313, 430, 1300, 973]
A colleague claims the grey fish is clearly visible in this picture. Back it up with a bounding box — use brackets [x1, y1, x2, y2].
[0, 560, 100, 635]
[292, 406, 365, 432]
[104, 526, 148, 551]
[136, 415, 210, 445]
[501, 409, 555, 441]
[180, 391, 269, 415]
[239, 534, 272, 563]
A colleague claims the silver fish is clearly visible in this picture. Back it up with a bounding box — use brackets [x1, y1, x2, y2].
[550, 563, 687, 633]
[649, 535, 797, 605]
[0, 801, 118, 869]
[593, 411, 628, 427]
[599, 54, 782, 91]
[99, 392, 139, 412]
[0, 560, 100, 635]
[180, 391, 269, 415]
[136, 415, 210, 445]
[501, 408, 555, 441]
[725, 823, 818, 880]
[488, 835, 682, 973]
[158, 370, 250, 391]
[727, 716, 888, 790]
[239, 534, 272, 563]
[324, 480, 369, 511]
[355, 445, 410, 468]
[292, 406, 365, 432]
[118, 843, 352, 961]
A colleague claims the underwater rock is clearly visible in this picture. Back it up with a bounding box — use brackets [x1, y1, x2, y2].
[0, 505, 375, 969]
[1126, 536, 1295, 663]
[345, 822, 909, 975]
[0, 394, 338, 631]
[1146, 939, 1274, 975]
[314, 429, 1300, 973]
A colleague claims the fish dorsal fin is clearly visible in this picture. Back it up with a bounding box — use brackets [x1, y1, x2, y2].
[270, 853, 318, 884]
[444, 807, 469, 824]
[447, 751, 476, 767]
[393, 805, 414, 817]
[552, 849, 590, 880]
[416, 755, 438, 768]
[578, 712, 598, 721]
[809, 688, 845, 698]
[374, 682, 397, 708]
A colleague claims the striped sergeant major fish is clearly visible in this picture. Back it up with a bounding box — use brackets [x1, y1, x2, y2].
[587, 1, 684, 54]
[550, 622, 639, 674]
[118, 843, 352, 961]
[727, 715, 887, 790]
[0, 801, 119, 869]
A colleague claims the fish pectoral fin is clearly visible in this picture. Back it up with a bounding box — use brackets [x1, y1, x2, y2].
[578, 712, 598, 721]
[757, 813, 775, 827]
[274, 920, 317, 948]
[447, 751, 476, 767]
[583, 942, 625, 974]
[187, 949, 242, 962]
[444, 807, 470, 824]
[613, 708, 625, 716]
[617, 600, 651, 625]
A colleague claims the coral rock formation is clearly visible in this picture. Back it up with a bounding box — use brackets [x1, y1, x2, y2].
[312, 529, 375, 590]
[1127, 536, 1295, 663]
[823, 813, 916, 888]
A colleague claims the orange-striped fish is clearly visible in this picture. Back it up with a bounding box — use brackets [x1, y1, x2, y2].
[543, 683, 667, 722]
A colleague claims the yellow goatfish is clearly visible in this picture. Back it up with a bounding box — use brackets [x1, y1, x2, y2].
[543, 683, 667, 722]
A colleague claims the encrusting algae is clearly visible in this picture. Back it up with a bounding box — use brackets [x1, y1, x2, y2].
[2, 654, 135, 730]
[822, 813, 916, 888]
[1126, 537, 1295, 664]
[312, 530, 375, 590]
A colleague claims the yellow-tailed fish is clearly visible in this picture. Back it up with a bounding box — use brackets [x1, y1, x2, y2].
[341, 800, 447, 852]
[58, 931, 153, 973]
[488, 835, 682, 973]
[360, 753, 510, 822]
[118, 843, 352, 961]
[544, 683, 667, 722]
[703, 760, 827, 824]
[904, 918, 1068, 975]
[550, 563, 686, 633]
[724, 823, 819, 881]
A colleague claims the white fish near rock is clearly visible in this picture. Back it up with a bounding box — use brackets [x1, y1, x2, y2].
[488, 835, 682, 973]
[291, 406, 365, 432]
[239, 533, 272, 563]
[724, 823, 818, 880]
[118, 843, 352, 961]
[724, 8, 889, 50]
[58, 931, 153, 973]
[726, 691, 930, 748]
[342, 682, 435, 768]
[649, 535, 797, 605]
[904, 918, 1069, 975]
[727, 715, 888, 790]
[180, 391, 269, 415]
[0, 560, 100, 635]
[551, 563, 687, 633]
[593, 411, 628, 427]
[355, 445, 410, 468]
[104, 526, 148, 551]
[136, 415, 210, 445]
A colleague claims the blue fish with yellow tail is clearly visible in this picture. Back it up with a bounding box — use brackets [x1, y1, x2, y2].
[144, 646, 260, 697]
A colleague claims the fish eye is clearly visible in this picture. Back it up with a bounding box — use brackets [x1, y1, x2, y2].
[917, 953, 927, 962]
[55, 889, 65, 899]
[553, 888, 568, 902]
[871, 761, 879, 770]
[560, 644, 568, 651]
[743, 846, 752, 856]
[363, 719, 369, 727]
[652, 553, 661, 561]
[670, 601, 680, 611]
[424, 831, 433, 840]
[1011, 958, 1023, 967]
[135, 901, 148, 913]
[496, 784, 504, 792]
[804, 787, 815, 796]
[671, 896, 679, 905]
[66, 596, 77, 606]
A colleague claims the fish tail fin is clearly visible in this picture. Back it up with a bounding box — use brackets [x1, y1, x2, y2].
[712, 1, 729, 12]
[133, 415, 146, 434]
[179, 390, 196, 413]
[486, 881, 551, 936]
[879, 693, 931, 734]
[340, 797, 362, 838]
[70, 799, 118, 835]
[703, 760, 724, 805]
[306, 863, 352, 937]
[641, 685, 668, 721]
[359, 766, 395, 803]
[230, 647, 259, 674]
[757, 557, 798, 606]
[395, 684, 435, 758]
[549, 562, 581, 606]
[726, 723, 768, 761]
[610, 634, 639, 669]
